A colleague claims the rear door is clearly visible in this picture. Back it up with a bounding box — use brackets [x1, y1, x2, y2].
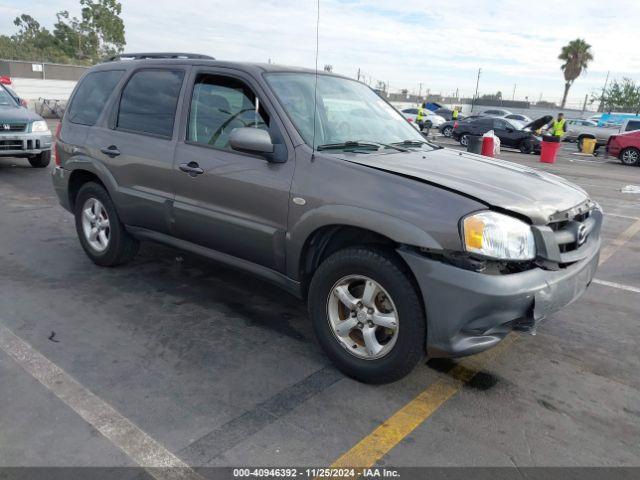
[171, 68, 294, 272]
[86, 67, 187, 233]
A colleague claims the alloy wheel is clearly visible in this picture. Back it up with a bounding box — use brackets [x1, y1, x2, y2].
[326, 275, 399, 360]
[621, 149, 639, 165]
[81, 197, 110, 252]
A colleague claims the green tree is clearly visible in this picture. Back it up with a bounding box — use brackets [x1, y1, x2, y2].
[0, 0, 125, 65]
[595, 78, 640, 113]
[558, 38, 594, 109]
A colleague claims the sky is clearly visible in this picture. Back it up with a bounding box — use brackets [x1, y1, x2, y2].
[1, 0, 639, 107]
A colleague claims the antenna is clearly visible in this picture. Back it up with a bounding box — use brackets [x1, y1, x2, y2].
[311, 0, 320, 156]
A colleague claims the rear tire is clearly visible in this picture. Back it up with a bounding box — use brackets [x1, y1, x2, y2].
[308, 247, 425, 384]
[28, 151, 51, 168]
[442, 126, 453, 137]
[459, 134, 469, 146]
[620, 147, 640, 166]
[74, 182, 139, 267]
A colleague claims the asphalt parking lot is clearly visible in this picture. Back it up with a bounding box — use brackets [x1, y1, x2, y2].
[1, 129, 639, 478]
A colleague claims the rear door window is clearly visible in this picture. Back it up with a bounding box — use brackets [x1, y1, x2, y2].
[117, 69, 185, 138]
[67, 70, 123, 126]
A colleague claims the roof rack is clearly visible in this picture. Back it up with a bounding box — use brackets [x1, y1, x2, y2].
[106, 52, 215, 62]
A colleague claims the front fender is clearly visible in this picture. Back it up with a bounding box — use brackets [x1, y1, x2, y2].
[286, 204, 442, 279]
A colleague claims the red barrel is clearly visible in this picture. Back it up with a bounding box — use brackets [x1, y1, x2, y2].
[540, 141, 561, 163]
[481, 136, 494, 157]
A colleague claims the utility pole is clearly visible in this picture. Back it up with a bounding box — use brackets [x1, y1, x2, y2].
[582, 94, 588, 114]
[471, 68, 481, 112]
[357, 68, 361, 81]
[512, 83, 516, 101]
[418, 83, 422, 99]
[598, 70, 610, 113]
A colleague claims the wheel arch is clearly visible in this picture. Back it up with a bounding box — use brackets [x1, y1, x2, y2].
[66, 157, 119, 211]
[290, 206, 441, 297]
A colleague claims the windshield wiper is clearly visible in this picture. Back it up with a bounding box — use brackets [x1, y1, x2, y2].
[391, 139, 442, 150]
[316, 141, 408, 152]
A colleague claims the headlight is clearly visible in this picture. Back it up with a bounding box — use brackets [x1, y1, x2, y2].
[31, 120, 50, 133]
[462, 211, 535, 260]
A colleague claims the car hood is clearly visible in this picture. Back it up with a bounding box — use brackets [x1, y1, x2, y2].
[522, 115, 553, 131]
[340, 147, 588, 224]
[0, 105, 41, 123]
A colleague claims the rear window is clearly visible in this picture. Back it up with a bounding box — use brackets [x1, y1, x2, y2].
[67, 70, 123, 126]
[116, 69, 184, 138]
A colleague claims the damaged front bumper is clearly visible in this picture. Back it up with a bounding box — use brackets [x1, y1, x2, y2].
[398, 235, 600, 358]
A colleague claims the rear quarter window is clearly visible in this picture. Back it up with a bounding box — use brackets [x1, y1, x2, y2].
[67, 70, 124, 126]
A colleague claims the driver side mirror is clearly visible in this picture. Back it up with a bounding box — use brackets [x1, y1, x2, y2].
[230, 127, 274, 155]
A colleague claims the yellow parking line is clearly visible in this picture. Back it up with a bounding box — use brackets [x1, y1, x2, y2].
[331, 217, 640, 470]
[599, 219, 640, 266]
[331, 334, 517, 469]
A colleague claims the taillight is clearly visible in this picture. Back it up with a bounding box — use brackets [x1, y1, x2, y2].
[0, 75, 11, 85]
[407, 118, 414, 123]
[453, 121, 458, 128]
[54, 123, 62, 167]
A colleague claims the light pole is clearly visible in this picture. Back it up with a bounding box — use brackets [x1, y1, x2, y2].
[471, 68, 481, 113]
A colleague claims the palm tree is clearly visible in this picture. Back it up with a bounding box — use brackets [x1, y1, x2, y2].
[558, 38, 594, 109]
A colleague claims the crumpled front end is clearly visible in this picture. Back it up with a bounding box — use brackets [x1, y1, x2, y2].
[399, 202, 602, 358]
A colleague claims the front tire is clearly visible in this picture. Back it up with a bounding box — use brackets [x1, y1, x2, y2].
[620, 147, 640, 166]
[442, 126, 453, 137]
[308, 247, 425, 384]
[28, 151, 51, 168]
[519, 139, 533, 154]
[74, 182, 139, 267]
[459, 134, 469, 146]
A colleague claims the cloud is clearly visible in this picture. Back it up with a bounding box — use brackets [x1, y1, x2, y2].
[1, 0, 638, 102]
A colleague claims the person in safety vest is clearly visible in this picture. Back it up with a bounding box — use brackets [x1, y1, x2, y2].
[551, 113, 567, 138]
[452, 107, 459, 121]
[416, 103, 426, 131]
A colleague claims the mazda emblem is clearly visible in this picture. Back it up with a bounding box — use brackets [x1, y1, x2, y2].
[577, 224, 588, 245]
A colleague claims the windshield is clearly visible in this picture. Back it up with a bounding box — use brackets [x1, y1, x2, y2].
[508, 119, 525, 130]
[265, 73, 427, 150]
[0, 86, 18, 107]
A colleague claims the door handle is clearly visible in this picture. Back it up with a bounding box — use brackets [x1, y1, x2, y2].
[179, 161, 204, 177]
[100, 145, 120, 157]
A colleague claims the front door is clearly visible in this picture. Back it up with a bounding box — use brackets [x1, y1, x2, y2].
[492, 118, 520, 148]
[171, 70, 294, 272]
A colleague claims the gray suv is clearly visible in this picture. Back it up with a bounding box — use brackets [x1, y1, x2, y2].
[52, 53, 602, 383]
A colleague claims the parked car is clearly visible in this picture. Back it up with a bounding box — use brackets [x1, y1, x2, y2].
[479, 108, 513, 117]
[453, 116, 551, 153]
[505, 113, 532, 123]
[52, 54, 602, 383]
[0, 83, 52, 167]
[438, 115, 482, 138]
[400, 108, 446, 129]
[433, 107, 463, 121]
[564, 118, 640, 150]
[606, 130, 640, 166]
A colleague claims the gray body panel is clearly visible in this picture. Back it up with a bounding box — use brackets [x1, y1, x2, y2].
[51, 57, 602, 359]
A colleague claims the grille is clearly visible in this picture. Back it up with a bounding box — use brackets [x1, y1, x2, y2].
[0, 139, 23, 150]
[0, 123, 26, 132]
